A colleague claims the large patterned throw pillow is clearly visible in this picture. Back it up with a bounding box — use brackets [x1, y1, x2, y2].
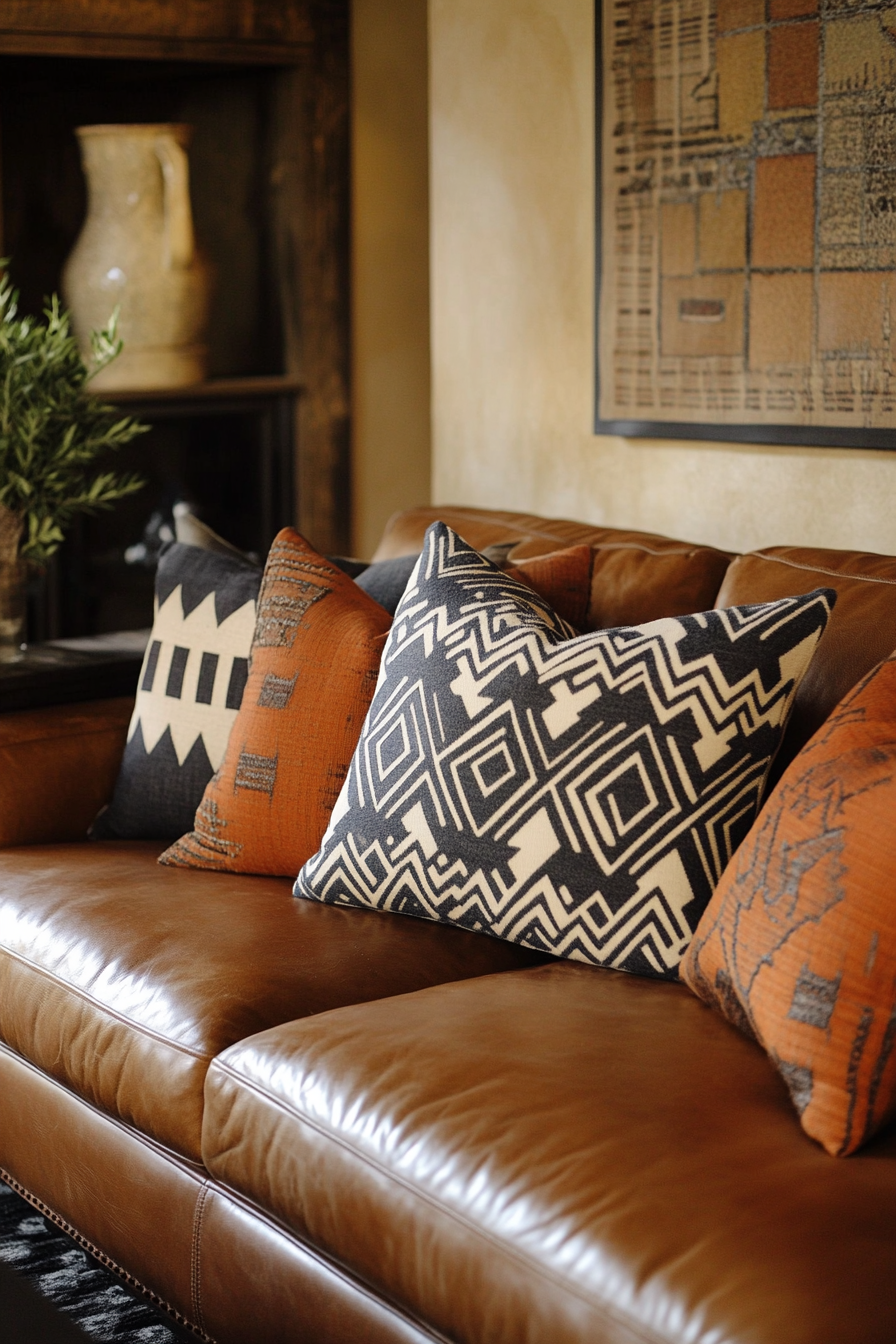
[160, 530, 393, 876]
[295, 524, 835, 978]
[92, 543, 261, 840]
[680, 653, 896, 1156]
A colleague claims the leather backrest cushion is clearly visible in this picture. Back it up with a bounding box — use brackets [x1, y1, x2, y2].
[716, 547, 896, 780]
[355, 542, 593, 629]
[371, 506, 602, 560]
[373, 506, 732, 632]
[583, 542, 731, 630]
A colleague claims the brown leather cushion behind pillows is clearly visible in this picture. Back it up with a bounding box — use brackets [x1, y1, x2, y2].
[716, 546, 896, 784]
[161, 532, 594, 878]
[508, 545, 592, 629]
[681, 654, 896, 1156]
[372, 506, 732, 632]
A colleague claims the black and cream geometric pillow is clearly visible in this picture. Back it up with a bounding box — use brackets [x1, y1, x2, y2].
[295, 523, 835, 979]
[92, 543, 261, 840]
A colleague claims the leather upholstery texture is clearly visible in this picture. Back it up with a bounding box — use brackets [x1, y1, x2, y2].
[0, 697, 132, 847]
[197, 1187, 444, 1344]
[0, 1043, 440, 1344]
[0, 1041, 204, 1326]
[371, 506, 732, 632]
[716, 546, 896, 779]
[0, 842, 543, 1161]
[204, 963, 896, 1344]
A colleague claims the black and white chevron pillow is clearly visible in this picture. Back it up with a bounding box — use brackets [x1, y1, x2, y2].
[92, 543, 261, 840]
[295, 523, 835, 979]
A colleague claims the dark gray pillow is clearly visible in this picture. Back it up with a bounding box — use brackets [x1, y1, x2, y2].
[327, 555, 370, 580]
[354, 542, 521, 615]
[91, 543, 261, 840]
[355, 553, 421, 614]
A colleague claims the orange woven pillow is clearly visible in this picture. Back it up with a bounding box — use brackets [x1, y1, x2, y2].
[160, 530, 393, 877]
[680, 653, 896, 1156]
[161, 532, 594, 877]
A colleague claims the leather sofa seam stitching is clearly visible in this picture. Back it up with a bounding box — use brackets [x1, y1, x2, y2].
[191, 1181, 210, 1333]
[588, 543, 709, 556]
[208, 1063, 670, 1344]
[390, 511, 727, 561]
[0, 1163, 213, 1342]
[749, 552, 896, 586]
[0, 945, 212, 1061]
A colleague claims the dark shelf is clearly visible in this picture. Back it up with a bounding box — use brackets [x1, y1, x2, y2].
[103, 375, 304, 407]
[0, 634, 147, 712]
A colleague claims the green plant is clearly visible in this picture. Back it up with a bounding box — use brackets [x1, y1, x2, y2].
[0, 263, 147, 567]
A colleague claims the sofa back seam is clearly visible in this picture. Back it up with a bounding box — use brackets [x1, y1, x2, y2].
[749, 552, 896, 586]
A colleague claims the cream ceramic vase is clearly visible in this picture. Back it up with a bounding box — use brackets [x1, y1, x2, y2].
[63, 124, 211, 391]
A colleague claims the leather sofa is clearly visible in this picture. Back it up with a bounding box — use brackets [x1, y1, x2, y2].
[1, 505, 894, 1344]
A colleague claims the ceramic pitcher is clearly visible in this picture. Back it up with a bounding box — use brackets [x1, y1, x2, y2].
[63, 124, 211, 391]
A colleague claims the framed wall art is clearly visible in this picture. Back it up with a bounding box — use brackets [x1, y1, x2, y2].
[595, 0, 896, 448]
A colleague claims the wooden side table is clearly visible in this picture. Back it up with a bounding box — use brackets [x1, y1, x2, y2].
[0, 632, 147, 713]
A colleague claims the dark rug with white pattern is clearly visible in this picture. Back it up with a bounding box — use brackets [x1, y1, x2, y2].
[0, 1178, 192, 1341]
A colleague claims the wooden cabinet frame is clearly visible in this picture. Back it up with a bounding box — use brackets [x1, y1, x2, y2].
[0, 0, 351, 553]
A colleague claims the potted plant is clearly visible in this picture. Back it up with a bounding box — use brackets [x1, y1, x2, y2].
[0, 265, 147, 661]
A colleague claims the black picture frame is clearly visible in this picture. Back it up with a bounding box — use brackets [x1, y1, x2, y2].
[593, 1, 896, 452]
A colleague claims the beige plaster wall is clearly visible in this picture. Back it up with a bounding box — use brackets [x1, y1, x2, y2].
[429, 0, 896, 556]
[351, 0, 432, 557]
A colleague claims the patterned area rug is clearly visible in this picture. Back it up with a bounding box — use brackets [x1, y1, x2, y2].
[0, 1178, 188, 1341]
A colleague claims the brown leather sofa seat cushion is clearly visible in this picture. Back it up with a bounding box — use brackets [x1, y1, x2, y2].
[372, 506, 732, 631]
[716, 546, 896, 781]
[204, 964, 896, 1344]
[0, 842, 542, 1163]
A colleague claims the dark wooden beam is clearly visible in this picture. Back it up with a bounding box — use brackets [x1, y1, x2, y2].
[0, 1, 313, 62]
[272, 1, 351, 554]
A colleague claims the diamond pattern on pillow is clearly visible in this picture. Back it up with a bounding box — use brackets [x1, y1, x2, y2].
[295, 524, 835, 979]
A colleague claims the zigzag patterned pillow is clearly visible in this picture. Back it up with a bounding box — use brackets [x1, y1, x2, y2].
[295, 524, 835, 978]
[92, 543, 261, 840]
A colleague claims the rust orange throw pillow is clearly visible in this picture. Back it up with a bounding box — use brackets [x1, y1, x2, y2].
[681, 654, 896, 1156]
[160, 529, 393, 877]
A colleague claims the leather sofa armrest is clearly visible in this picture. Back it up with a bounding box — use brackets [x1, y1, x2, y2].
[0, 697, 132, 847]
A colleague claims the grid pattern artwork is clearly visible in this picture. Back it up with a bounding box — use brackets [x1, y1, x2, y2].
[597, 0, 896, 442]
